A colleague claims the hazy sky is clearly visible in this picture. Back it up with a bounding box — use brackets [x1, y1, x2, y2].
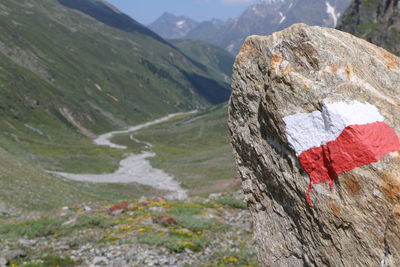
[105, 0, 258, 25]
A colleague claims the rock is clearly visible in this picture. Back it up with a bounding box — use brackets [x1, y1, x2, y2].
[83, 205, 92, 211]
[207, 193, 222, 200]
[18, 238, 37, 247]
[229, 23, 400, 266]
[148, 206, 167, 213]
[92, 256, 108, 266]
[62, 217, 77, 226]
[1, 249, 27, 261]
[138, 196, 149, 203]
[0, 257, 8, 267]
[110, 209, 124, 216]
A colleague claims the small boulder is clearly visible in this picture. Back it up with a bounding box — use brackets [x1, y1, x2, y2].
[1, 249, 27, 261]
[0, 257, 8, 267]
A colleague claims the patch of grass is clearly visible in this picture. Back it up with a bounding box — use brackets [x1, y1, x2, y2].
[11, 255, 76, 267]
[207, 245, 258, 266]
[361, 0, 380, 9]
[0, 217, 64, 239]
[175, 215, 228, 232]
[0, 215, 116, 239]
[216, 197, 247, 209]
[74, 215, 116, 229]
[171, 204, 204, 216]
[14, 136, 129, 174]
[109, 134, 147, 152]
[358, 23, 379, 32]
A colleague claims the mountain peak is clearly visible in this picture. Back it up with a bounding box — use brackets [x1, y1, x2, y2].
[159, 12, 177, 18]
[149, 13, 199, 39]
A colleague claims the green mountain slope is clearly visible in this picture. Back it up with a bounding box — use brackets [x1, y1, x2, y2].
[0, 0, 234, 211]
[58, 0, 169, 45]
[0, 0, 230, 140]
[337, 0, 400, 55]
[170, 39, 235, 85]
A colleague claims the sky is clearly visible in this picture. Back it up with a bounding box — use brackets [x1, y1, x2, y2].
[105, 0, 259, 25]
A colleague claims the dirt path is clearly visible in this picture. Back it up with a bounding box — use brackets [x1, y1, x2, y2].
[51, 111, 196, 200]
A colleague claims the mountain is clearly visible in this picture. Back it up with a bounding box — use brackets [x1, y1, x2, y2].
[174, 0, 352, 54]
[337, 0, 400, 56]
[58, 0, 169, 45]
[148, 12, 200, 39]
[170, 39, 235, 84]
[0, 0, 230, 141]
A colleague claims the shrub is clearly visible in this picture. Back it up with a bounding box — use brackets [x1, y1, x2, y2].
[11, 255, 76, 267]
[109, 201, 130, 212]
[152, 215, 178, 227]
[137, 232, 204, 253]
[74, 216, 115, 229]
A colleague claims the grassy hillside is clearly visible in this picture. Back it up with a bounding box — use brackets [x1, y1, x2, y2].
[0, 0, 230, 139]
[0, 146, 160, 213]
[111, 104, 237, 195]
[0, 0, 235, 212]
[170, 39, 235, 85]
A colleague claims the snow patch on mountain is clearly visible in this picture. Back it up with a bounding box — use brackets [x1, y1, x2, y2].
[176, 20, 185, 28]
[326, 1, 338, 27]
[278, 12, 286, 24]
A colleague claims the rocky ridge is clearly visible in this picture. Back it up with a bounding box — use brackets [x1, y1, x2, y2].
[229, 24, 400, 266]
[151, 0, 352, 54]
[337, 0, 400, 56]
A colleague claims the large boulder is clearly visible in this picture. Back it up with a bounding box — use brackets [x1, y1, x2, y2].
[229, 23, 400, 266]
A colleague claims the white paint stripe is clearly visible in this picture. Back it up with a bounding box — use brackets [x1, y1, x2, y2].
[283, 101, 384, 155]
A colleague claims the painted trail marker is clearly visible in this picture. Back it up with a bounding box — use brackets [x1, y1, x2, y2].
[283, 101, 400, 205]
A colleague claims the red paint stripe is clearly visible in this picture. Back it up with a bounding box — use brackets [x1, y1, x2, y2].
[299, 122, 400, 205]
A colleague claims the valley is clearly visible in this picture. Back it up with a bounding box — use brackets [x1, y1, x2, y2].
[0, 0, 236, 214]
[110, 104, 236, 196]
[51, 111, 198, 200]
[1, 0, 397, 265]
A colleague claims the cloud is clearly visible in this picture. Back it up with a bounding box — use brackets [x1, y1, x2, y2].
[220, 0, 257, 4]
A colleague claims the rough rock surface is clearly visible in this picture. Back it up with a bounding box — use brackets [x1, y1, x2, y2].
[337, 0, 400, 56]
[229, 23, 400, 266]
